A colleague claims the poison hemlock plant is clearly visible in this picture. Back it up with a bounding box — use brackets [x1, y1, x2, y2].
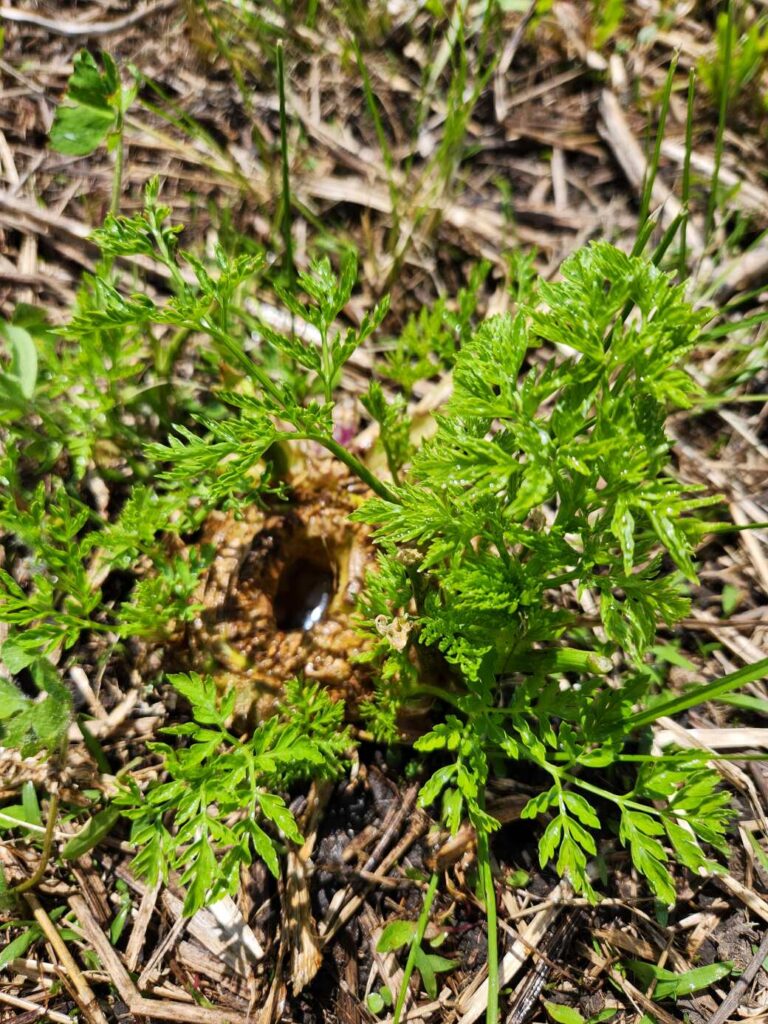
[122, 201, 751, 906]
[0, 478, 205, 657]
[2, 181, 767, 1021]
[381, 260, 489, 396]
[114, 674, 352, 915]
[356, 244, 738, 906]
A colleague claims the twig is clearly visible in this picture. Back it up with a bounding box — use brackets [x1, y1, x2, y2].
[25, 893, 110, 1024]
[125, 877, 163, 971]
[0, 0, 177, 37]
[69, 893, 250, 1024]
[285, 782, 329, 994]
[707, 928, 768, 1024]
[717, 872, 768, 924]
[0, 989, 74, 1023]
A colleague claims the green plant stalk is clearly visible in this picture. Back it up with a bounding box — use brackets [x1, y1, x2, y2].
[542, 765, 698, 830]
[504, 648, 612, 676]
[701, 310, 768, 339]
[11, 791, 59, 896]
[627, 655, 768, 730]
[634, 53, 678, 253]
[409, 684, 463, 709]
[651, 211, 685, 267]
[110, 118, 125, 218]
[679, 68, 696, 279]
[204, 321, 292, 406]
[0, 811, 46, 835]
[197, 319, 401, 503]
[392, 872, 439, 1024]
[477, 825, 499, 1024]
[693, 519, 768, 535]
[353, 37, 400, 242]
[707, 0, 733, 241]
[154, 326, 190, 380]
[320, 324, 333, 406]
[308, 434, 400, 504]
[276, 42, 295, 290]
[557, 770, 665, 818]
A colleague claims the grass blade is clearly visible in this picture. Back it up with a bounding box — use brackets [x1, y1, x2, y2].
[276, 41, 294, 289]
[633, 51, 678, 254]
[628, 656, 768, 731]
[706, 0, 733, 242]
[352, 37, 400, 240]
[679, 67, 696, 279]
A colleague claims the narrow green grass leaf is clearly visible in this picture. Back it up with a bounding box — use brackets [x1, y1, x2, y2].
[634, 52, 678, 252]
[61, 805, 122, 860]
[678, 67, 695, 279]
[626, 959, 732, 999]
[628, 657, 768, 730]
[0, 323, 37, 398]
[276, 42, 294, 288]
[706, 0, 733, 241]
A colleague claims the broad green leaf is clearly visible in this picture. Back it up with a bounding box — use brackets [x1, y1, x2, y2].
[414, 944, 438, 998]
[49, 102, 116, 156]
[0, 322, 37, 398]
[61, 805, 122, 860]
[49, 50, 121, 156]
[109, 886, 133, 944]
[0, 677, 29, 720]
[544, 1002, 585, 1024]
[377, 919, 417, 953]
[0, 926, 41, 970]
[366, 992, 385, 1014]
[424, 952, 456, 973]
[21, 782, 41, 828]
[0, 639, 37, 674]
[0, 664, 71, 757]
[626, 959, 732, 999]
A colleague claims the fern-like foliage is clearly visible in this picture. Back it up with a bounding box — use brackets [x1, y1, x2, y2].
[115, 674, 352, 916]
[356, 242, 731, 901]
[0, 179, 741, 909]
